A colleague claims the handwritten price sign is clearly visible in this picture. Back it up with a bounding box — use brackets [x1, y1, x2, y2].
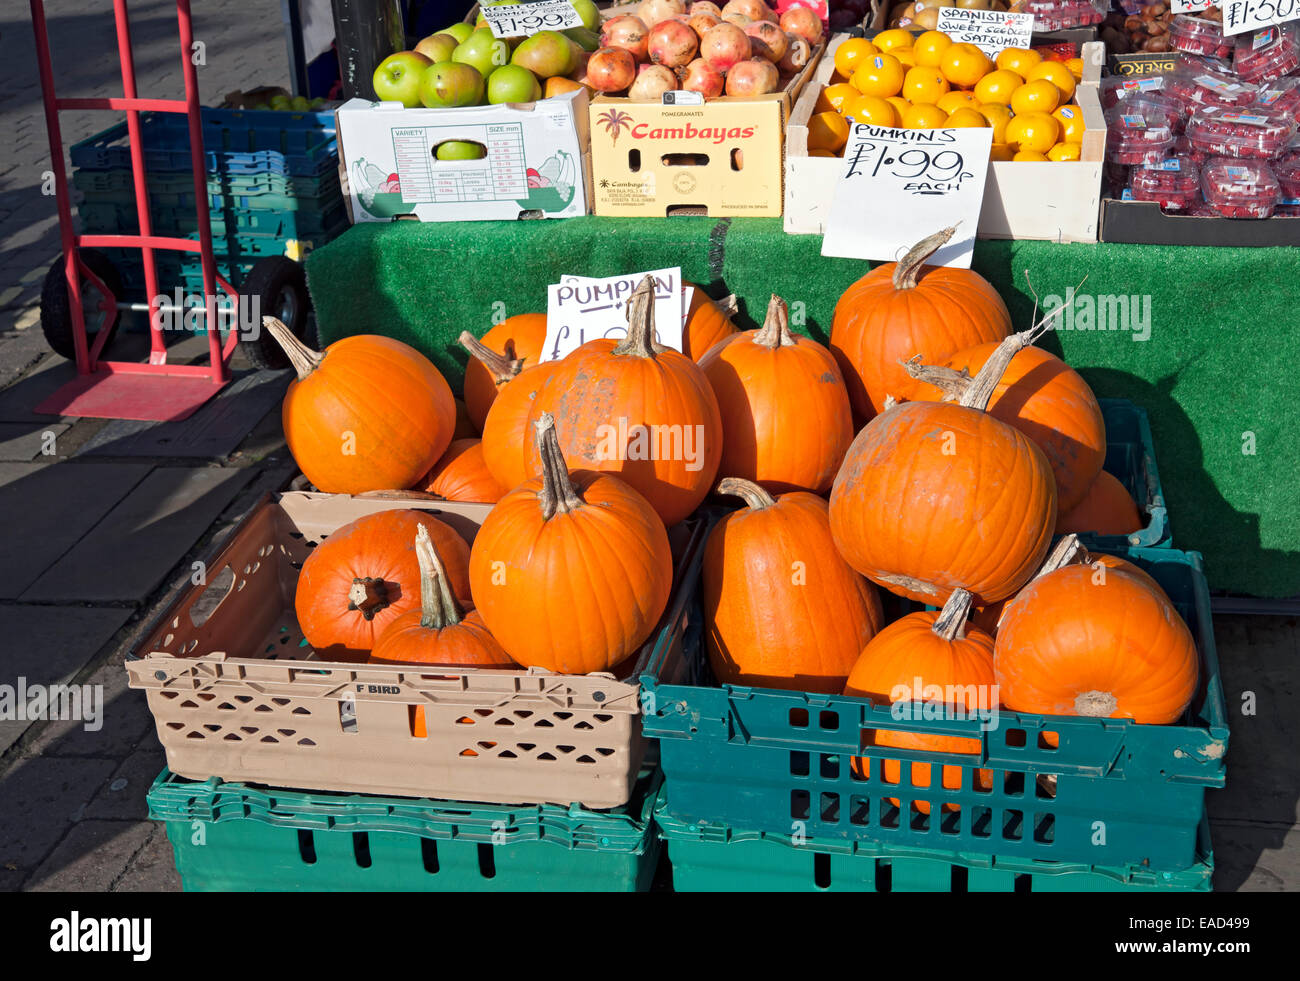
[821, 123, 992, 267]
[936, 8, 1035, 56]
[1220, 0, 1300, 35]
[481, 0, 584, 38]
[543, 269, 687, 361]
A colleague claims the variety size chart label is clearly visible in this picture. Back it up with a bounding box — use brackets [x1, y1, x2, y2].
[480, 0, 584, 39]
[543, 269, 688, 361]
[935, 9, 1035, 56]
[1220, 1, 1300, 36]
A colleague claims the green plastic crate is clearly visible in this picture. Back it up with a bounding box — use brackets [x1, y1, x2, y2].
[656, 788, 1214, 892]
[1087, 399, 1170, 550]
[148, 766, 663, 892]
[642, 540, 1228, 873]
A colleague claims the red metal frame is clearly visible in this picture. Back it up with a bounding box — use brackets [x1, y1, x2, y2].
[30, 0, 239, 421]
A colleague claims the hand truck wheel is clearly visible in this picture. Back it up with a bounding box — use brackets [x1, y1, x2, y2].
[39, 249, 124, 361]
[236, 255, 314, 370]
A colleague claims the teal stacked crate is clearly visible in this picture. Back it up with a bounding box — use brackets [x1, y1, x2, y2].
[148, 766, 663, 892]
[1088, 398, 1170, 549]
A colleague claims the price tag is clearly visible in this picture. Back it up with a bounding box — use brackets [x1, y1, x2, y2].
[1220, 0, 1300, 37]
[480, 0, 584, 39]
[1170, 0, 1214, 12]
[935, 9, 1034, 56]
[543, 268, 686, 361]
[821, 123, 992, 268]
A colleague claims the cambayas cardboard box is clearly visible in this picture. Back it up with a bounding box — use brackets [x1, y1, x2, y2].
[336, 89, 592, 223]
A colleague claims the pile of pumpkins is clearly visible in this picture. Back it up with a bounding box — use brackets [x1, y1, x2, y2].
[265, 227, 1199, 778]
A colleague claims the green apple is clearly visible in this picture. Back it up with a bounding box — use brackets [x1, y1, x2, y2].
[419, 61, 485, 108]
[269, 94, 293, 110]
[570, 0, 600, 32]
[453, 27, 510, 79]
[372, 51, 433, 107]
[414, 32, 459, 64]
[562, 27, 600, 52]
[435, 140, 486, 160]
[487, 64, 542, 104]
[439, 22, 474, 44]
[290, 95, 311, 111]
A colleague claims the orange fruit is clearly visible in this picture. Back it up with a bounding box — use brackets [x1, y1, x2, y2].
[1028, 61, 1076, 102]
[891, 47, 917, 68]
[809, 149, 838, 157]
[939, 43, 992, 88]
[834, 38, 879, 80]
[902, 66, 950, 104]
[852, 54, 905, 98]
[937, 90, 979, 113]
[1010, 79, 1062, 115]
[1048, 141, 1082, 161]
[990, 142, 1016, 161]
[945, 107, 989, 128]
[1065, 57, 1085, 81]
[1013, 149, 1050, 161]
[1052, 104, 1086, 142]
[808, 111, 851, 153]
[914, 30, 953, 67]
[976, 102, 1012, 142]
[973, 69, 1024, 106]
[818, 82, 860, 113]
[995, 47, 1042, 79]
[886, 95, 911, 120]
[901, 102, 949, 128]
[1005, 111, 1061, 154]
[873, 29, 914, 52]
[843, 93, 900, 127]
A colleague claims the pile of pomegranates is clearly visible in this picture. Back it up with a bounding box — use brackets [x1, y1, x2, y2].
[582, 0, 825, 100]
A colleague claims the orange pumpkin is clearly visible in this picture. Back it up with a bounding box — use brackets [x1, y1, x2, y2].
[469, 413, 673, 673]
[295, 509, 472, 659]
[910, 342, 1105, 513]
[1056, 469, 1143, 537]
[416, 438, 507, 503]
[460, 314, 547, 431]
[480, 360, 560, 490]
[682, 281, 739, 361]
[452, 399, 478, 439]
[266, 318, 455, 494]
[829, 226, 1011, 422]
[844, 589, 997, 814]
[700, 295, 854, 495]
[527, 276, 723, 527]
[703, 478, 884, 693]
[829, 326, 1057, 607]
[995, 561, 1198, 724]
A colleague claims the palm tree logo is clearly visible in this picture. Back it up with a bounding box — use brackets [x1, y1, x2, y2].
[597, 108, 633, 145]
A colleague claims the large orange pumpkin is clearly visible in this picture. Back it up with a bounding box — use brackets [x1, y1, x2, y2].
[994, 561, 1198, 724]
[527, 276, 723, 527]
[415, 438, 507, 503]
[469, 413, 673, 673]
[682, 281, 738, 361]
[295, 509, 472, 659]
[909, 342, 1106, 513]
[480, 360, 560, 490]
[460, 314, 547, 431]
[844, 589, 996, 814]
[828, 326, 1057, 607]
[1056, 469, 1143, 537]
[700, 295, 854, 495]
[829, 226, 1011, 422]
[703, 478, 884, 693]
[266, 318, 455, 494]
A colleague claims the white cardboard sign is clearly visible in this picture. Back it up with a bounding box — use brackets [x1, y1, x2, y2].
[480, 0, 584, 39]
[543, 268, 687, 361]
[936, 9, 1035, 56]
[821, 124, 992, 268]
[1220, 1, 1300, 36]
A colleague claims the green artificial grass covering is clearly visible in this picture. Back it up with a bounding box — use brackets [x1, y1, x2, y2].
[306, 217, 1300, 597]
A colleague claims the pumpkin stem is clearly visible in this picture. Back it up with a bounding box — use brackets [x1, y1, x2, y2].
[901, 355, 972, 402]
[932, 588, 974, 641]
[347, 577, 390, 620]
[535, 412, 582, 519]
[1033, 534, 1085, 581]
[459, 331, 523, 385]
[414, 524, 463, 630]
[612, 275, 660, 359]
[264, 316, 324, 380]
[957, 312, 1057, 412]
[716, 477, 777, 510]
[1075, 690, 1118, 717]
[752, 295, 796, 349]
[892, 226, 958, 290]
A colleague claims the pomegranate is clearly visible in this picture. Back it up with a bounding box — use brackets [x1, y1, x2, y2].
[700, 22, 752, 72]
[600, 16, 650, 62]
[586, 47, 638, 92]
[689, 0, 723, 15]
[688, 11, 722, 36]
[744, 21, 788, 61]
[722, 12, 753, 26]
[723, 0, 776, 23]
[778, 34, 811, 74]
[724, 57, 779, 96]
[568, 48, 591, 81]
[649, 18, 699, 67]
[779, 7, 824, 46]
[681, 57, 725, 97]
[638, 0, 686, 25]
[629, 63, 679, 99]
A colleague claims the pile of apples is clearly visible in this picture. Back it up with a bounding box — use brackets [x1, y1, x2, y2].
[595, 0, 825, 100]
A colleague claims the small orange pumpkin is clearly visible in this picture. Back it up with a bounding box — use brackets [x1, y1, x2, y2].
[1056, 469, 1144, 537]
[682, 281, 739, 361]
[480, 360, 560, 490]
[460, 314, 547, 431]
[416, 438, 507, 503]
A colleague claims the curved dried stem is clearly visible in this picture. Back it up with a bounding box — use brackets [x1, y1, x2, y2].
[264, 317, 324, 380]
[459, 331, 523, 384]
[901, 355, 972, 402]
[932, 588, 974, 641]
[716, 477, 776, 510]
[613, 275, 660, 359]
[534, 412, 582, 519]
[414, 523, 463, 630]
[752, 295, 796, 349]
[893, 226, 957, 290]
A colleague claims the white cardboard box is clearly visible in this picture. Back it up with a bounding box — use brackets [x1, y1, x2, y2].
[784, 36, 1107, 243]
[336, 89, 592, 223]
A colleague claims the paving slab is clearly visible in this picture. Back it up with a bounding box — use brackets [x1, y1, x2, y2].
[77, 368, 290, 459]
[0, 354, 81, 423]
[0, 461, 152, 598]
[0, 605, 135, 756]
[0, 331, 50, 389]
[112, 823, 182, 893]
[26, 819, 156, 892]
[0, 421, 68, 461]
[23, 660, 156, 761]
[1209, 823, 1300, 892]
[86, 739, 166, 821]
[21, 465, 254, 603]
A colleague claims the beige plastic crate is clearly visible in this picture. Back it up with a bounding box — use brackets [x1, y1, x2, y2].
[127, 491, 701, 808]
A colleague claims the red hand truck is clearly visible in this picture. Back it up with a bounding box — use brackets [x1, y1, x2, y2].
[30, 0, 238, 422]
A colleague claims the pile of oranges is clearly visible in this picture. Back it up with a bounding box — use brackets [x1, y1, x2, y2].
[808, 29, 1087, 162]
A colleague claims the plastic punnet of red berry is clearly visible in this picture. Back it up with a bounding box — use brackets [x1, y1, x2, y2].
[1129, 156, 1202, 209]
[1107, 105, 1176, 164]
[1273, 150, 1300, 200]
[1126, 91, 1191, 133]
[1276, 203, 1300, 216]
[1169, 13, 1233, 59]
[1233, 25, 1300, 85]
[1252, 75, 1300, 116]
[1200, 156, 1281, 217]
[1165, 60, 1260, 110]
[1024, 0, 1107, 31]
[1187, 104, 1297, 160]
[1100, 75, 1168, 112]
